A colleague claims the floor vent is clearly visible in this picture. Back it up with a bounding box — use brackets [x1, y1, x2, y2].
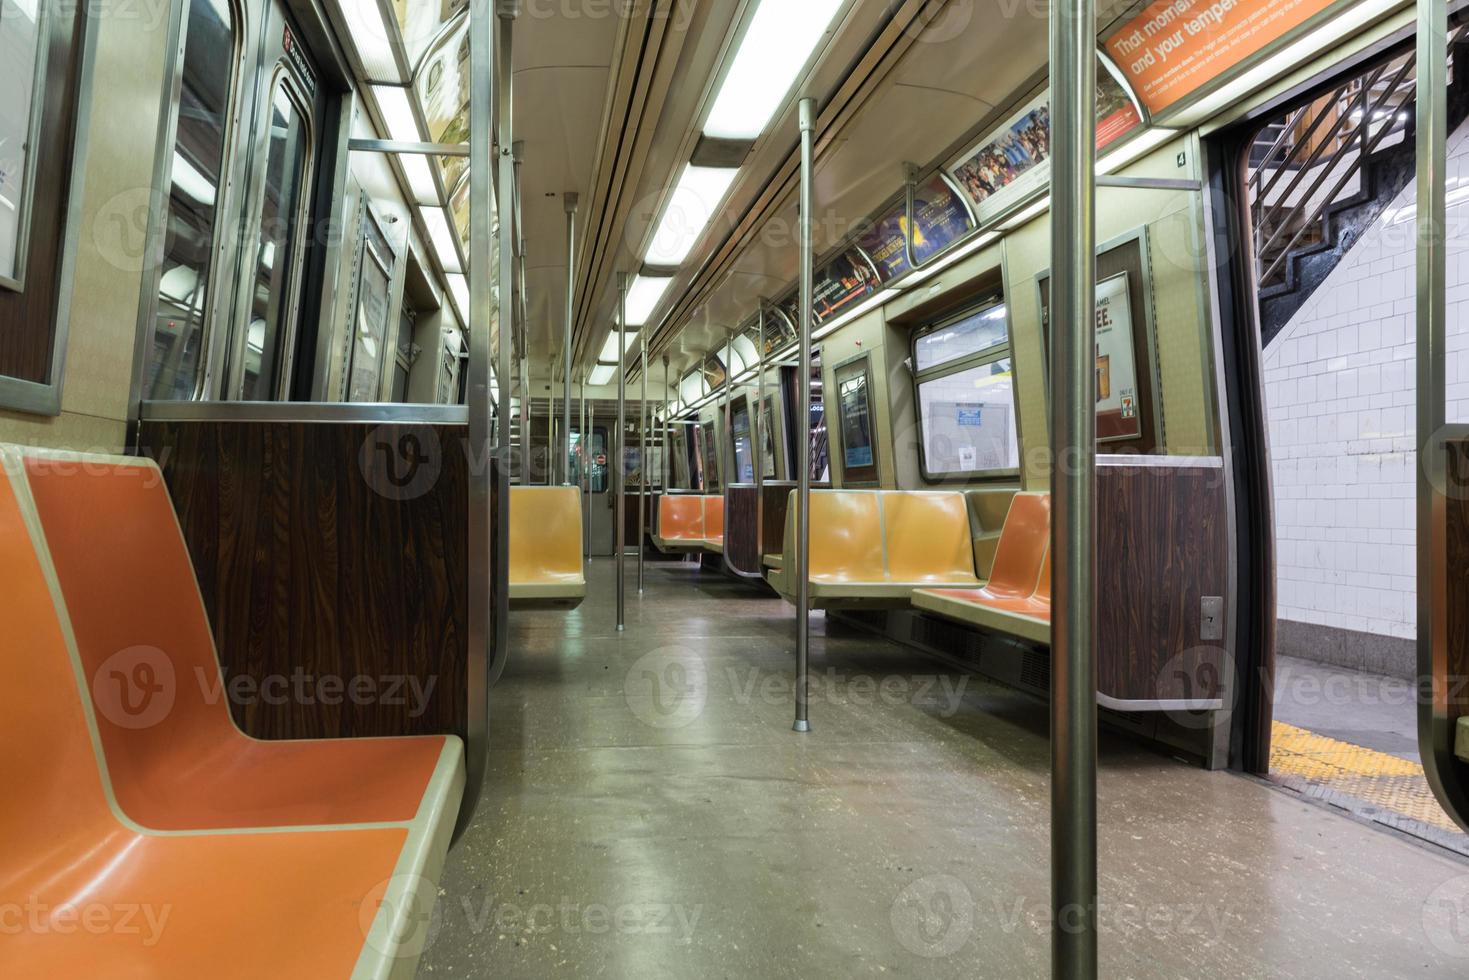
[1020, 648, 1051, 692]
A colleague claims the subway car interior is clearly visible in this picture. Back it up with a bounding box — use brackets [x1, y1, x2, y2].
[9, 0, 1469, 976]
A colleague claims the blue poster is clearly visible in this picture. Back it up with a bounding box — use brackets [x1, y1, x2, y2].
[858, 175, 972, 282]
[957, 405, 984, 427]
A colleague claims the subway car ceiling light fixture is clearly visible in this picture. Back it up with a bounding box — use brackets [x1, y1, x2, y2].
[340, 0, 403, 84]
[645, 165, 740, 266]
[702, 0, 845, 141]
[598, 329, 640, 364]
[421, 207, 463, 274]
[445, 273, 470, 324]
[370, 85, 439, 204]
[588, 365, 618, 386]
[624, 276, 674, 328]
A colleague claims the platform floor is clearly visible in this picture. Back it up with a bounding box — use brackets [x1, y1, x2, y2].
[1271, 655, 1469, 854]
[420, 560, 1469, 977]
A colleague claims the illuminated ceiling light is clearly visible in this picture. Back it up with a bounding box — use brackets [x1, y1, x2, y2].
[598, 329, 639, 364]
[1096, 126, 1177, 177]
[171, 151, 216, 207]
[421, 207, 462, 273]
[645, 165, 739, 265]
[623, 275, 673, 327]
[372, 85, 422, 142]
[588, 365, 617, 386]
[702, 0, 845, 140]
[446, 273, 469, 321]
[342, 0, 402, 83]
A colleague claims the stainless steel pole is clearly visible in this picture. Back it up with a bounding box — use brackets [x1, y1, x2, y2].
[489, 0, 516, 691]
[584, 376, 593, 560]
[639, 336, 648, 593]
[794, 98, 815, 735]
[616, 274, 628, 631]
[1049, 0, 1098, 973]
[756, 307, 766, 489]
[724, 328, 734, 479]
[663, 354, 672, 492]
[459, 0, 497, 839]
[548, 362, 557, 484]
[520, 356, 531, 483]
[563, 194, 578, 486]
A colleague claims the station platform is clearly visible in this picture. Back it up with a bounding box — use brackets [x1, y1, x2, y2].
[422, 562, 1469, 977]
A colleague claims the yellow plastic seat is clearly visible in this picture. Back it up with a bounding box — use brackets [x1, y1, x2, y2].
[509, 486, 586, 607]
[766, 490, 980, 607]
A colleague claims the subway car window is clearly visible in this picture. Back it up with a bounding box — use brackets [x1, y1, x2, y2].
[236, 79, 311, 401]
[913, 301, 1020, 479]
[0, 0, 44, 284]
[345, 212, 393, 402]
[145, 0, 237, 401]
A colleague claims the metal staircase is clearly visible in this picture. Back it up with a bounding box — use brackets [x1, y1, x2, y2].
[1250, 28, 1469, 346]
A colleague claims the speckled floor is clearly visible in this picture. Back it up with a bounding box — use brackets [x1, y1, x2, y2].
[418, 558, 1469, 978]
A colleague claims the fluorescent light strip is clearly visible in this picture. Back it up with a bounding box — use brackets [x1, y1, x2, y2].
[645, 165, 740, 265]
[623, 275, 673, 327]
[703, 0, 845, 141]
[598, 329, 639, 364]
[588, 365, 617, 386]
[341, 0, 401, 83]
[421, 207, 462, 273]
[446, 273, 469, 322]
[811, 288, 901, 341]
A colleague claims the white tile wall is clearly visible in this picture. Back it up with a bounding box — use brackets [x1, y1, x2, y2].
[1263, 119, 1469, 641]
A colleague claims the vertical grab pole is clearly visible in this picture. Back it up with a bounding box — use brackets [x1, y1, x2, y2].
[756, 307, 766, 557]
[616, 273, 628, 631]
[1049, 0, 1098, 974]
[584, 376, 593, 560]
[664, 354, 672, 491]
[489, 0, 516, 690]
[794, 98, 816, 735]
[458, 0, 497, 840]
[639, 337, 649, 593]
[563, 194, 578, 486]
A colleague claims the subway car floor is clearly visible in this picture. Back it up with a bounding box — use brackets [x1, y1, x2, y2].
[421, 560, 1469, 978]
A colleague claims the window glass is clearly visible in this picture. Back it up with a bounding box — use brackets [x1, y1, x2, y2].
[917, 357, 1019, 474]
[760, 397, 778, 478]
[588, 428, 608, 493]
[240, 81, 309, 400]
[146, 0, 234, 400]
[701, 420, 720, 491]
[836, 362, 876, 479]
[914, 302, 1008, 373]
[0, 0, 44, 283]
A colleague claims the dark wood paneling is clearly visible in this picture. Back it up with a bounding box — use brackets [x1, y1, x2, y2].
[1095, 460, 1230, 704]
[725, 486, 760, 574]
[1445, 440, 1469, 729]
[758, 482, 829, 562]
[137, 420, 471, 740]
[624, 491, 660, 545]
[0, 3, 87, 383]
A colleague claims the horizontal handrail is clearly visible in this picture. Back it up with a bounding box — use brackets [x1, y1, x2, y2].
[139, 401, 470, 425]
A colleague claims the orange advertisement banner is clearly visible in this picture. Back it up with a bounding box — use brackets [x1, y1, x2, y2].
[1104, 0, 1343, 114]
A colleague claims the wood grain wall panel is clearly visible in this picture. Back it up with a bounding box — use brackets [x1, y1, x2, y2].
[623, 491, 659, 544]
[725, 486, 760, 574]
[137, 420, 471, 741]
[1095, 460, 1229, 705]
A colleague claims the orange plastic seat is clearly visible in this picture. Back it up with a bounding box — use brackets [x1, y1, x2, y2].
[0, 451, 458, 977]
[912, 492, 1052, 642]
[509, 486, 586, 606]
[21, 451, 461, 833]
[653, 494, 705, 552]
[701, 494, 725, 553]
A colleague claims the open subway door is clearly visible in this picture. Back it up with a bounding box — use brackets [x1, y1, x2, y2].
[1418, 0, 1469, 834]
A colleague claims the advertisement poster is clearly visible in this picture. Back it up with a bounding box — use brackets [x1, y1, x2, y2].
[415, 19, 471, 189]
[1103, 0, 1343, 115]
[837, 361, 876, 477]
[857, 175, 972, 282]
[1094, 273, 1141, 440]
[947, 63, 1142, 220]
[813, 250, 881, 323]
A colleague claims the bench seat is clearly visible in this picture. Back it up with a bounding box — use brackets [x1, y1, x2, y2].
[653, 494, 724, 553]
[3, 448, 461, 976]
[913, 492, 1051, 645]
[766, 490, 981, 608]
[1458, 717, 1469, 763]
[510, 486, 586, 607]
